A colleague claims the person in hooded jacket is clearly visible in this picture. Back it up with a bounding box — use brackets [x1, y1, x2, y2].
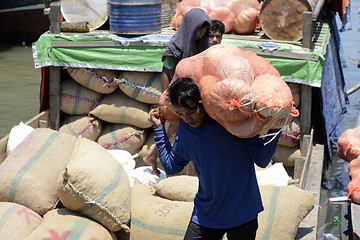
[144, 8, 211, 176]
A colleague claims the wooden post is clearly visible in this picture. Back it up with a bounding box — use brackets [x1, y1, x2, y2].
[46, 2, 61, 130]
[302, 11, 313, 48]
[49, 66, 61, 130]
[300, 84, 312, 154]
[49, 2, 61, 35]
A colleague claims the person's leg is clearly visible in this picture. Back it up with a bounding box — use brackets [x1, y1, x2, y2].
[184, 221, 225, 240]
[186, 162, 197, 176]
[143, 147, 160, 176]
[226, 218, 258, 240]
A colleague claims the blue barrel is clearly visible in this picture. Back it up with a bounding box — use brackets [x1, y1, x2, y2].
[109, 0, 162, 35]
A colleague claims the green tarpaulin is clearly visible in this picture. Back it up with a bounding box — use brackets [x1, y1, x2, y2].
[32, 22, 330, 88]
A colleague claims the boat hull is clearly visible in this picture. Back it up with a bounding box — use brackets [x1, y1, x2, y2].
[0, 4, 49, 42]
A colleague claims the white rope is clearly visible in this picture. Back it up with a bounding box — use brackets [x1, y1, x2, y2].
[63, 169, 131, 232]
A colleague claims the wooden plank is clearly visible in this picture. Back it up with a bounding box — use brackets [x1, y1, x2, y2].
[352, 203, 360, 239]
[300, 132, 314, 188]
[296, 143, 324, 240]
[52, 40, 319, 61]
[52, 40, 169, 48]
[239, 47, 319, 61]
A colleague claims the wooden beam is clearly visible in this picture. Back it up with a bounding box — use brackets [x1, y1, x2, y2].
[296, 143, 324, 240]
[49, 2, 61, 34]
[300, 84, 312, 149]
[51, 40, 319, 61]
[49, 67, 61, 130]
[302, 11, 313, 49]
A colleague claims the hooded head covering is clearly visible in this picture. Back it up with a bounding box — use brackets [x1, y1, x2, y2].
[162, 8, 211, 62]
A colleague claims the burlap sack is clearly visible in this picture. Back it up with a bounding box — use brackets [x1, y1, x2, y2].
[90, 90, 152, 128]
[26, 208, 117, 240]
[60, 78, 103, 115]
[131, 180, 193, 240]
[57, 137, 131, 232]
[273, 145, 301, 167]
[278, 117, 300, 147]
[152, 175, 199, 202]
[66, 67, 119, 94]
[0, 202, 43, 239]
[97, 123, 148, 155]
[59, 115, 102, 141]
[256, 185, 315, 240]
[116, 71, 162, 104]
[0, 128, 77, 215]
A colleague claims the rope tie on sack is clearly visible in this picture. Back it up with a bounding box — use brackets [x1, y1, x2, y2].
[60, 93, 98, 104]
[101, 130, 143, 149]
[82, 68, 114, 88]
[63, 169, 131, 233]
[75, 118, 94, 137]
[117, 78, 161, 96]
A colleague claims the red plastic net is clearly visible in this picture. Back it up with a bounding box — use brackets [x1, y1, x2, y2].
[337, 126, 360, 162]
[160, 44, 299, 138]
[172, 0, 260, 34]
[347, 157, 360, 204]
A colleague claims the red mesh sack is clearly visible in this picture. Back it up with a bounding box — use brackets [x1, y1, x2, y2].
[172, 0, 260, 34]
[347, 157, 360, 204]
[337, 126, 360, 162]
[160, 44, 299, 138]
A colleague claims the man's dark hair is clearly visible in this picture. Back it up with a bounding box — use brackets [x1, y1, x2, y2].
[168, 77, 202, 109]
[210, 19, 225, 34]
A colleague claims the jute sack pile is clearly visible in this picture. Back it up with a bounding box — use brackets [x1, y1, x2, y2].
[90, 89, 152, 128]
[26, 208, 117, 240]
[256, 185, 315, 240]
[273, 145, 301, 167]
[152, 175, 199, 202]
[116, 71, 162, 104]
[151, 176, 314, 240]
[60, 78, 103, 115]
[0, 202, 43, 239]
[66, 67, 119, 94]
[278, 117, 300, 147]
[57, 137, 131, 232]
[97, 123, 148, 155]
[130, 180, 193, 240]
[59, 115, 102, 141]
[0, 128, 77, 215]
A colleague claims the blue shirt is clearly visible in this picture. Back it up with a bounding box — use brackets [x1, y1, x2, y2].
[153, 116, 280, 229]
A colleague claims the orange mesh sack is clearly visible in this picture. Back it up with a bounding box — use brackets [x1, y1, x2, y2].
[172, 0, 260, 34]
[160, 44, 299, 138]
[337, 126, 360, 162]
[347, 157, 360, 204]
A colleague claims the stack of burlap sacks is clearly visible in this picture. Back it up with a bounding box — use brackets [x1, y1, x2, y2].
[0, 66, 308, 239]
[0, 130, 314, 240]
[59, 67, 163, 169]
